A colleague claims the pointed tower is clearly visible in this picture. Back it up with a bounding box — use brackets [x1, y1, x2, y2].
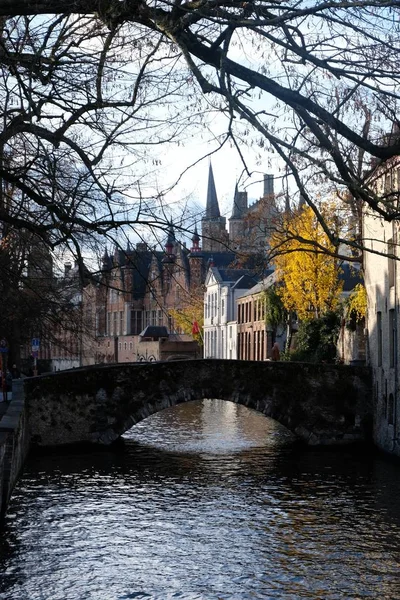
[190, 225, 201, 253]
[229, 182, 248, 250]
[164, 221, 176, 259]
[188, 224, 203, 289]
[205, 163, 220, 219]
[162, 221, 176, 291]
[201, 163, 228, 252]
[102, 247, 110, 270]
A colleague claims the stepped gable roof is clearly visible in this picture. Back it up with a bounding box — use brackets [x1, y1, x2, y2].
[340, 262, 363, 292]
[205, 163, 221, 219]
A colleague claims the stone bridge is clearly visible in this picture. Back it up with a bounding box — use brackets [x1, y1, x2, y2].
[23, 359, 373, 447]
[24, 359, 372, 446]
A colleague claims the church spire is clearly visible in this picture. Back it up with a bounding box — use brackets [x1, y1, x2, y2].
[231, 182, 240, 218]
[190, 225, 201, 252]
[206, 163, 220, 218]
[165, 221, 176, 256]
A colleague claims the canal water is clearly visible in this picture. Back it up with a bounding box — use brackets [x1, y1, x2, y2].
[1, 399, 400, 600]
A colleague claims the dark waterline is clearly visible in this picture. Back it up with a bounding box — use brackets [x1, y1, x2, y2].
[1, 399, 400, 599]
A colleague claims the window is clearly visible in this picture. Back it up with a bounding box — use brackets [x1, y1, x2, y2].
[158, 310, 163, 326]
[152, 310, 157, 326]
[120, 311, 124, 335]
[377, 311, 382, 367]
[229, 326, 232, 339]
[388, 238, 395, 288]
[389, 309, 397, 368]
[129, 342, 133, 350]
[131, 310, 143, 335]
[113, 312, 118, 336]
[261, 330, 265, 361]
[107, 312, 111, 336]
[221, 299, 225, 316]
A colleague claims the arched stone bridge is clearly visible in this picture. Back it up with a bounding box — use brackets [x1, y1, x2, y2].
[24, 359, 372, 448]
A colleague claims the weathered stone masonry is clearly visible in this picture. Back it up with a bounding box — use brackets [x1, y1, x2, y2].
[24, 360, 373, 448]
[0, 360, 373, 520]
[0, 379, 30, 520]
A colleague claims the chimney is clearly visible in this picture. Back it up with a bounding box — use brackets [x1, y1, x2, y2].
[264, 174, 274, 196]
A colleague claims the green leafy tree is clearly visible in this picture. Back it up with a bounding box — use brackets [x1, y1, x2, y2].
[263, 286, 286, 330]
[283, 312, 341, 364]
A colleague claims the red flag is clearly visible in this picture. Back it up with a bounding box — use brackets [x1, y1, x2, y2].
[192, 320, 200, 335]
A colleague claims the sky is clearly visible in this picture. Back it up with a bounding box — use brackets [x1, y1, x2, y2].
[155, 134, 282, 229]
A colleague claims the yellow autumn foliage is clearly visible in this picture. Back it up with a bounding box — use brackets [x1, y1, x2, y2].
[346, 283, 367, 321]
[272, 206, 343, 320]
[168, 286, 204, 344]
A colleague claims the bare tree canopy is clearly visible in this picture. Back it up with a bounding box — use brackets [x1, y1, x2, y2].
[0, 10, 204, 265]
[0, 0, 399, 260]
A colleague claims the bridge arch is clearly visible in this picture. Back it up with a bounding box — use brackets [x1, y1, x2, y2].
[24, 359, 372, 447]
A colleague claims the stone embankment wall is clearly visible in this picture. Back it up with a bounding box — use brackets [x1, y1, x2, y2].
[0, 379, 30, 520]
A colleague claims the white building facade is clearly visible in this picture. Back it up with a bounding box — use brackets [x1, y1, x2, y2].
[363, 159, 400, 457]
[203, 267, 258, 359]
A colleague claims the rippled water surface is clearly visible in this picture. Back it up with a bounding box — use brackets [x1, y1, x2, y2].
[1, 399, 400, 600]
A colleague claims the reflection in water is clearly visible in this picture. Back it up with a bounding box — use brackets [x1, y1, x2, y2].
[0, 399, 400, 600]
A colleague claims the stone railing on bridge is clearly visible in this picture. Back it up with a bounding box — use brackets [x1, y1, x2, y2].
[23, 359, 372, 447]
